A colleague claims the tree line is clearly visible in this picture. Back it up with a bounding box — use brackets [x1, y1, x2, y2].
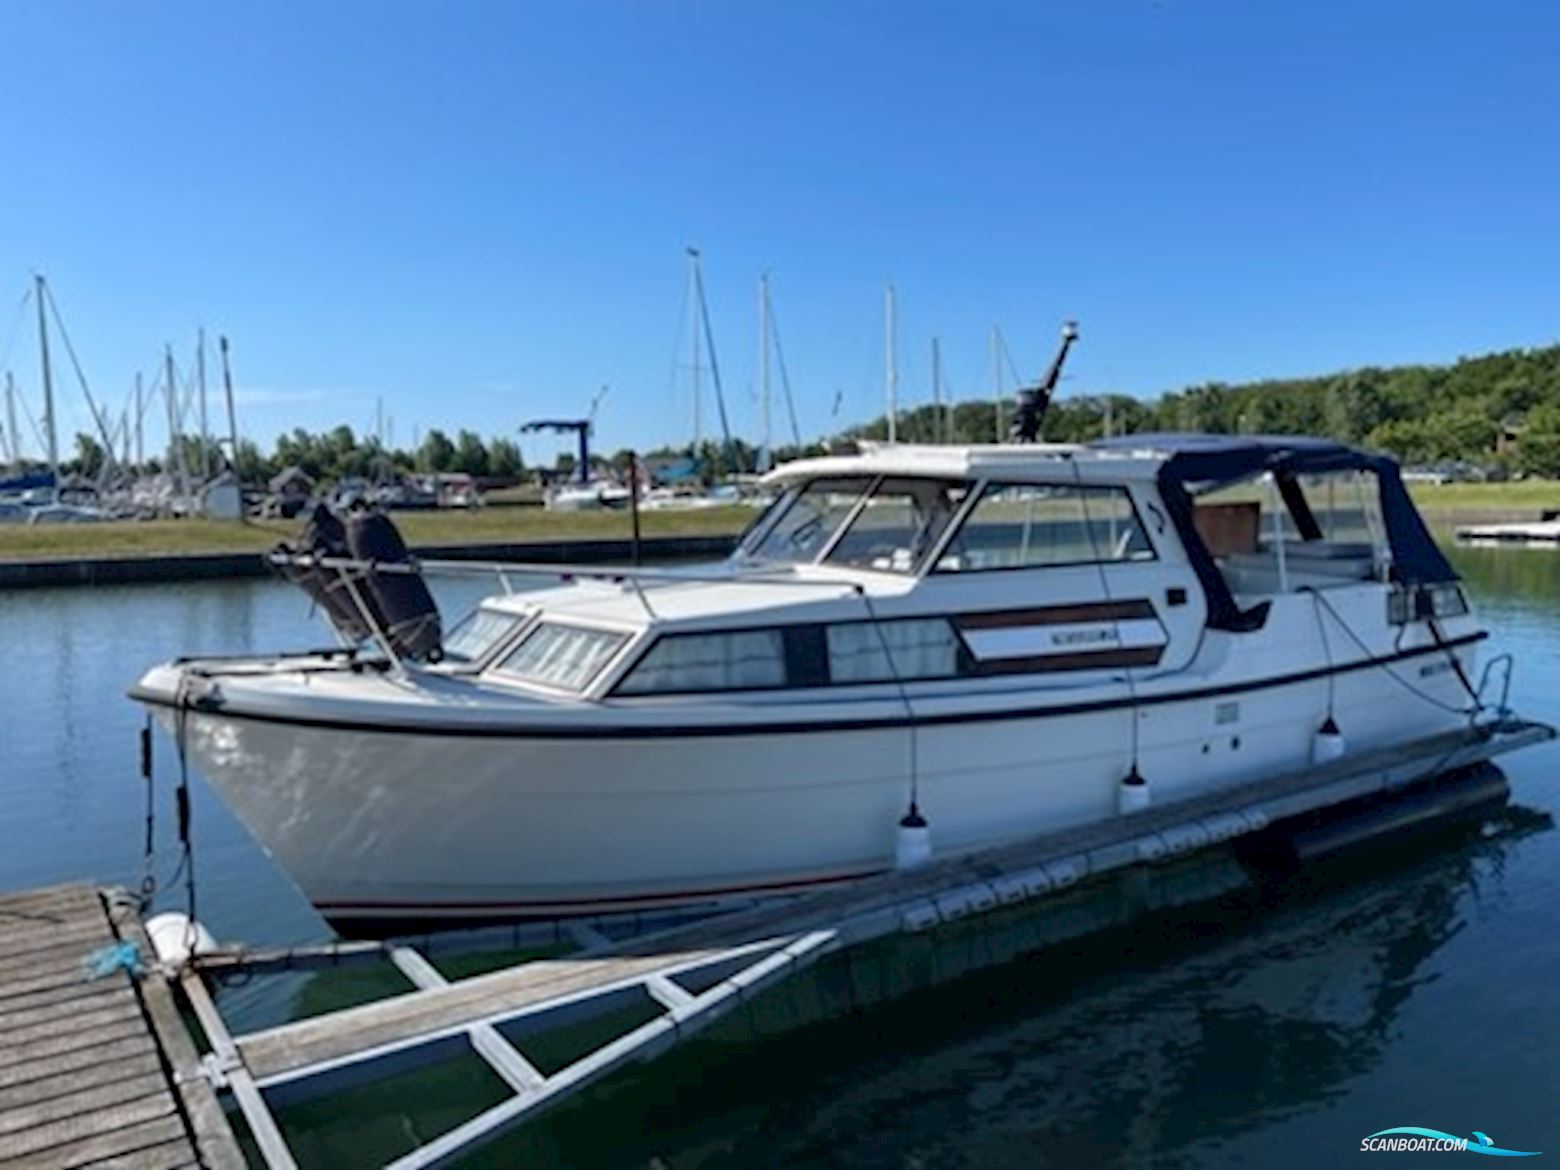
[851, 341, 1560, 476]
[39, 340, 1560, 484]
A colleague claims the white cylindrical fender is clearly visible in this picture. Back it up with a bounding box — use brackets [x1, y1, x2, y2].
[1118, 768, 1151, 815]
[894, 805, 933, 871]
[145, 912, 217, 967]
[1312, 716, 1347, 765]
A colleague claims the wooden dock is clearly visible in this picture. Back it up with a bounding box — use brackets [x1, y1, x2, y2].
[0, 884, 243, 1170]
[1457, 518, 1560, 544]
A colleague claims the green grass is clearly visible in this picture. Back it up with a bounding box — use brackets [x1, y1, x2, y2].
[0, 506, 754, 561]
[3, 482, 1557, 562]
[1407, 480, 1560, 511]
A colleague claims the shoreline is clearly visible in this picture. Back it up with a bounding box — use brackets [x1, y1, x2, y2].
[0, 533, 740, 589]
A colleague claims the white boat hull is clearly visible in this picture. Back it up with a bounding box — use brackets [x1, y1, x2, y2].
[156, 631, 1477, 931]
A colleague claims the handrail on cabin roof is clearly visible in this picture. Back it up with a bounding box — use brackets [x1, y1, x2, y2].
[265, 549, 866, 592]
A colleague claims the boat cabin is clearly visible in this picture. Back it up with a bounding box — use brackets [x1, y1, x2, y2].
[419, 436, 1461, 703]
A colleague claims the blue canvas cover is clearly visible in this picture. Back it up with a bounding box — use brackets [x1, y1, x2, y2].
[1090, 434, 1456, 630]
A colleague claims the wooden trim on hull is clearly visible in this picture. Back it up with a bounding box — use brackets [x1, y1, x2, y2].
[129, 631, 1486, 740]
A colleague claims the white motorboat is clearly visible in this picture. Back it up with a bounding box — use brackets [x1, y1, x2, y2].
[131, 432, 1521, 935]
[545, 480, 631, 511]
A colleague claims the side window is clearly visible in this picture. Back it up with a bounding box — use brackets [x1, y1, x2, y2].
[825, 618, 964, 683]
[937, 482, 1154, 572]
[615, 629, 786, 695]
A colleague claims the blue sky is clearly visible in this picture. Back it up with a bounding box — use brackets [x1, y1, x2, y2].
[2, 1, 1558, 462]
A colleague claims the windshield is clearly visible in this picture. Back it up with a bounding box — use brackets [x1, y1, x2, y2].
[824, 477, 970, 574]
[746, 477, 874, 564]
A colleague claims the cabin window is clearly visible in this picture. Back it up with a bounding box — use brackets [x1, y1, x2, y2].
[936, 483, 1154, 572]
[823, 478, 971, 574]
[747, 477, 874, 564]
[442, 610, 523, 665]
[825, 618, 964, 683]
[614, 629, 786, 694]
[495, 623, 628, 691]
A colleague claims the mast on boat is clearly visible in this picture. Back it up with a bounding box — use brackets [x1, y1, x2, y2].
[681, 247, 731, 472]
[134, 373, 144, 468]
[931, 336, 942, 444]
[164, 345, 188, 504]
[686, 247, 702, 453]
[197, 328, 211, 480]
[990, 326, 1005, 442]
[34, 275, 59, 493]
[3, 371, 18, 469]
[884, 284, 898, 443]
[221, 336, 239, 474]
[758, 273, 772, 471]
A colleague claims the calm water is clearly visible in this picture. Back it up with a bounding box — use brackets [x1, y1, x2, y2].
[3, 547, 1559, 1167]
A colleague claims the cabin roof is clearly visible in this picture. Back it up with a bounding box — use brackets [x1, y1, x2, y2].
[762, 441, 1166, 486]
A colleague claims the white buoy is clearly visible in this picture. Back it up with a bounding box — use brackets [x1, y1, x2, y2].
[1311, 716, 1346, 765]
[1118, 765, 1150, 815]
[894, 803, 933, 871]
[145, 912, 218, 967]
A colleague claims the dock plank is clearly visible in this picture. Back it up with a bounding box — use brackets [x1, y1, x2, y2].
[0, 970, 133, 1014]
[0, 984, 136, 1034]
[2, 998, 145, 1054]
[0, 1113, 189, 1169]
[240, 946, 730, 1082]
[0, 1090, 179, 1161]
[0, 1071, 172, 1139]
[0, 942, 132, 990]
[0, 1018, 155, 1080]
[0, 1035, 161, 1100]
[0, 918, 120, 962]
[0, 885, 101, 919]
[0, 1052, 166, 1114]
[75, 1140, 201, 1170]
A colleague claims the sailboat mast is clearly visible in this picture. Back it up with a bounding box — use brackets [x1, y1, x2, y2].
[165, 345, 188, 502]
[197, 328, 211, 480]
[35, 275, 59, 485]
[4, 372, 18, 467]
[990, 325, 1005, 442]
[885, 284, 898, 443]
[687, 247, 702, 453]
[931, 337, 942, 444]
[220, 336, 239, 472]
[759, 273, 772, 462]
[134, 372, 144, 468]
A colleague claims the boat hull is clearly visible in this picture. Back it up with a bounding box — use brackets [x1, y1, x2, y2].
[151, 639, 1478, 934]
